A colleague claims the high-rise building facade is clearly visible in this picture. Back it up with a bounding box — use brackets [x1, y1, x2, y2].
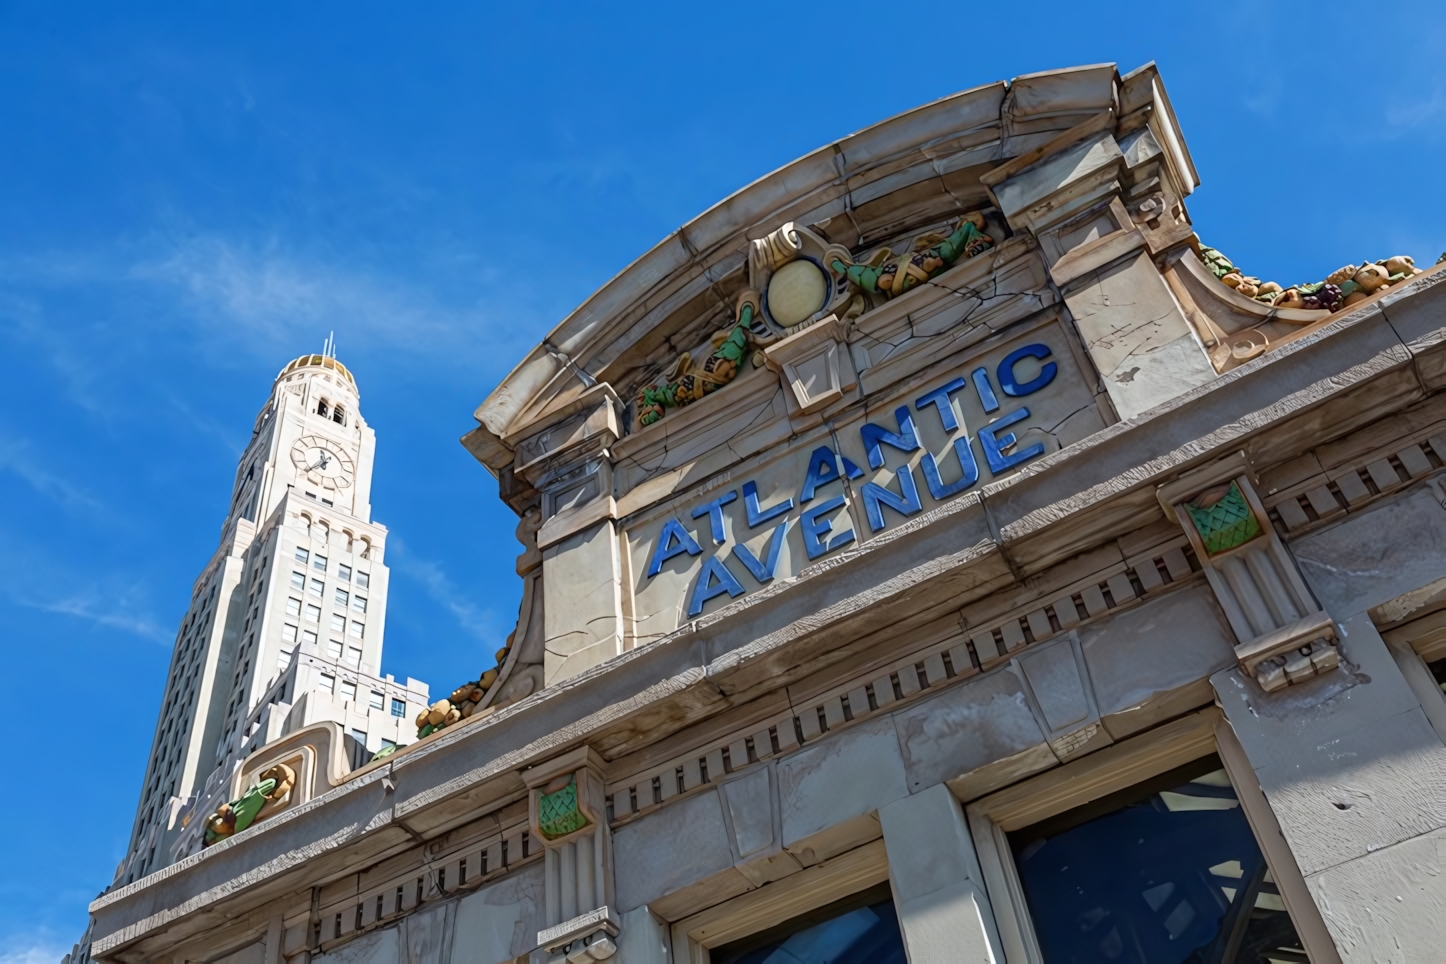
[116, 350, 418, 886]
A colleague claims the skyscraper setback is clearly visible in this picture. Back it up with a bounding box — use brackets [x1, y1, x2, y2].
[117, 349, 426, 885]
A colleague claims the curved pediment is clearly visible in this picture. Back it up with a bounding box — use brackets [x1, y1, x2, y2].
[465, 62, 1198, 475]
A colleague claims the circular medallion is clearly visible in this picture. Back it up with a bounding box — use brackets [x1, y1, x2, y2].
[766, 259, 828, 327]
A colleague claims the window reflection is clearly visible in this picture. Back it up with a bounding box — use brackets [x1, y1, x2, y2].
[1011, 756, 1305, 963]
[711, 885, 905, 964]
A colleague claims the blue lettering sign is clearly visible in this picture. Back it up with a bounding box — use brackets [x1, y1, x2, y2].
[800, 496, 855, 559]
[799, 446, 840, 504]
[972, 367, 1000, 413]
[743, 480, 792, 528]
[998, 344, 1057, 397]
[860, 465, 922, 532]
[915, 378, 968, 432]
[920, 437, 980, 500]
[687, 556, 746, 617]
[732, 520, 787, 584]
[691, 490, 737, 545]
[979, 408, 1045, 474]
[647, 518, 702, 578]
[859, 406, 921, 470]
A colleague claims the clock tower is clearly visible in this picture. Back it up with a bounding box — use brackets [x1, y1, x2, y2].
[114, 346, 420, 886]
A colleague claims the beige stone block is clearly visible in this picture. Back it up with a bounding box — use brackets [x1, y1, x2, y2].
[1161, 546, 1191, 581]
[798, 707, 823, 742]
[879, 784, 1004, 963]
[871, 675, 897, 708]
[1106, 572, 1136, 604]
[613, 790, 735, 914]
[972, 630, 1003, 661]
[898, 664, 922, 697]
[948, 641, 975, 677]
[846, 686, 871, 720]
[1397, 443, 1433, 478]
[922, 653, 948, 686]
[891, 667, 1048, 793]
[1025, 609, 1052, 642]
[822, 696, 846, 730]
[542, 521, 623, 686]
[1052, 595, 1082, 628]
[1133, 557, 1164, 592]
[1276, 496, 1311, 531]
[704, 748, 725, 783]
[1000, 619, 1026, 652]
[1366, 458, 1403, 492]
[1332, 468, 1370, 505]
[727, 739, 749, 773]
[777, 717, 908, 856]
[1305, 484, 1343, 518]
[1306, 826, 1446, 959]
[1080, 584, 1108, 617]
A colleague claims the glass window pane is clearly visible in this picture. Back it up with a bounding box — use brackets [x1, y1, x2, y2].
[338, 564, 352, 582]
[285, 597, 301, 616]
[334, 588, 348, 606]
[1010, 756, 1304, 964]
[710, 885, 904, 964]
[352, 595, 367, 613]
[355, 571, 369, 589]
[290, 572, 305, 590]
[390, 698, 405, 717]
[369, 691, 384, 710]
[314, 555, 327, 572]
[294, 548, 309, 564]
[340, 681, 357, 701]
[327, 639, 343, 659]
[309, 578, 323, 597]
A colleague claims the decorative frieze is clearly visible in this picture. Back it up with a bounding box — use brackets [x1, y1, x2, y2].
[605, 535, 1200, 828]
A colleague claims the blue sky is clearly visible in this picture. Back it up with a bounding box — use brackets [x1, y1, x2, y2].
[0, 2, 1441, 958]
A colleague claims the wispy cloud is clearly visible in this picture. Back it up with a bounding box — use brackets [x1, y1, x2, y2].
[387, 536, 500, 642]
[126, 234, 519, 364]
[0, 936, 71, 964]
[1387, 86, 1446, 131]
[19, 593, 172, 644]
[0, 433, 103, 513]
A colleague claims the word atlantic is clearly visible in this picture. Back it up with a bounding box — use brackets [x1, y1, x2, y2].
[647, 343, 1059, 618]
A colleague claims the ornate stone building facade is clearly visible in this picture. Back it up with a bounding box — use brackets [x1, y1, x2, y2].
[88, 63, 1446, 963]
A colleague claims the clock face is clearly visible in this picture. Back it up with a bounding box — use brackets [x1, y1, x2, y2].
[290, 436, 355, 490]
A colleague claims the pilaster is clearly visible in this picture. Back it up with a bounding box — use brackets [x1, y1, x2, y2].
[526, 748, 621, 963]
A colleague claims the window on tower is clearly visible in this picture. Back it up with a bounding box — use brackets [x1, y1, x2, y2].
[291, 571, 306, 590]
[347, 646, 362, 667]
[352, 595, 367, 613]
[319, 674, 335, 694]
[317, 400, 329, 418]
[282, 623, 297, 643]
[327, 639, 343, 660]
[340, 680, 357, 701]
[369, 690, 384, 710]
[295, 548, 309, 565]
[334, 588, 349, 606]
[332, 405, 346, 425]
[355, 571, 370, 590]
[302, 630, 318, 647]
[309, 578, 324, 597]
[338, 564, 352, 582]
[313, 555, 327, 572]
[286, 597, 301, 616]
[349, 620, 364, 639]
[330, 613, 345, 633]
[390, 698, 405, 717]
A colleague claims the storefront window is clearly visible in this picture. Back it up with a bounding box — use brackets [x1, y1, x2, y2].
[709, 884, 905, 964]
[1010, 756, 1305, 963]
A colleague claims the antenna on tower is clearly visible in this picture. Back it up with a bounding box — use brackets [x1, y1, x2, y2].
[322, 332, 335, 358]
